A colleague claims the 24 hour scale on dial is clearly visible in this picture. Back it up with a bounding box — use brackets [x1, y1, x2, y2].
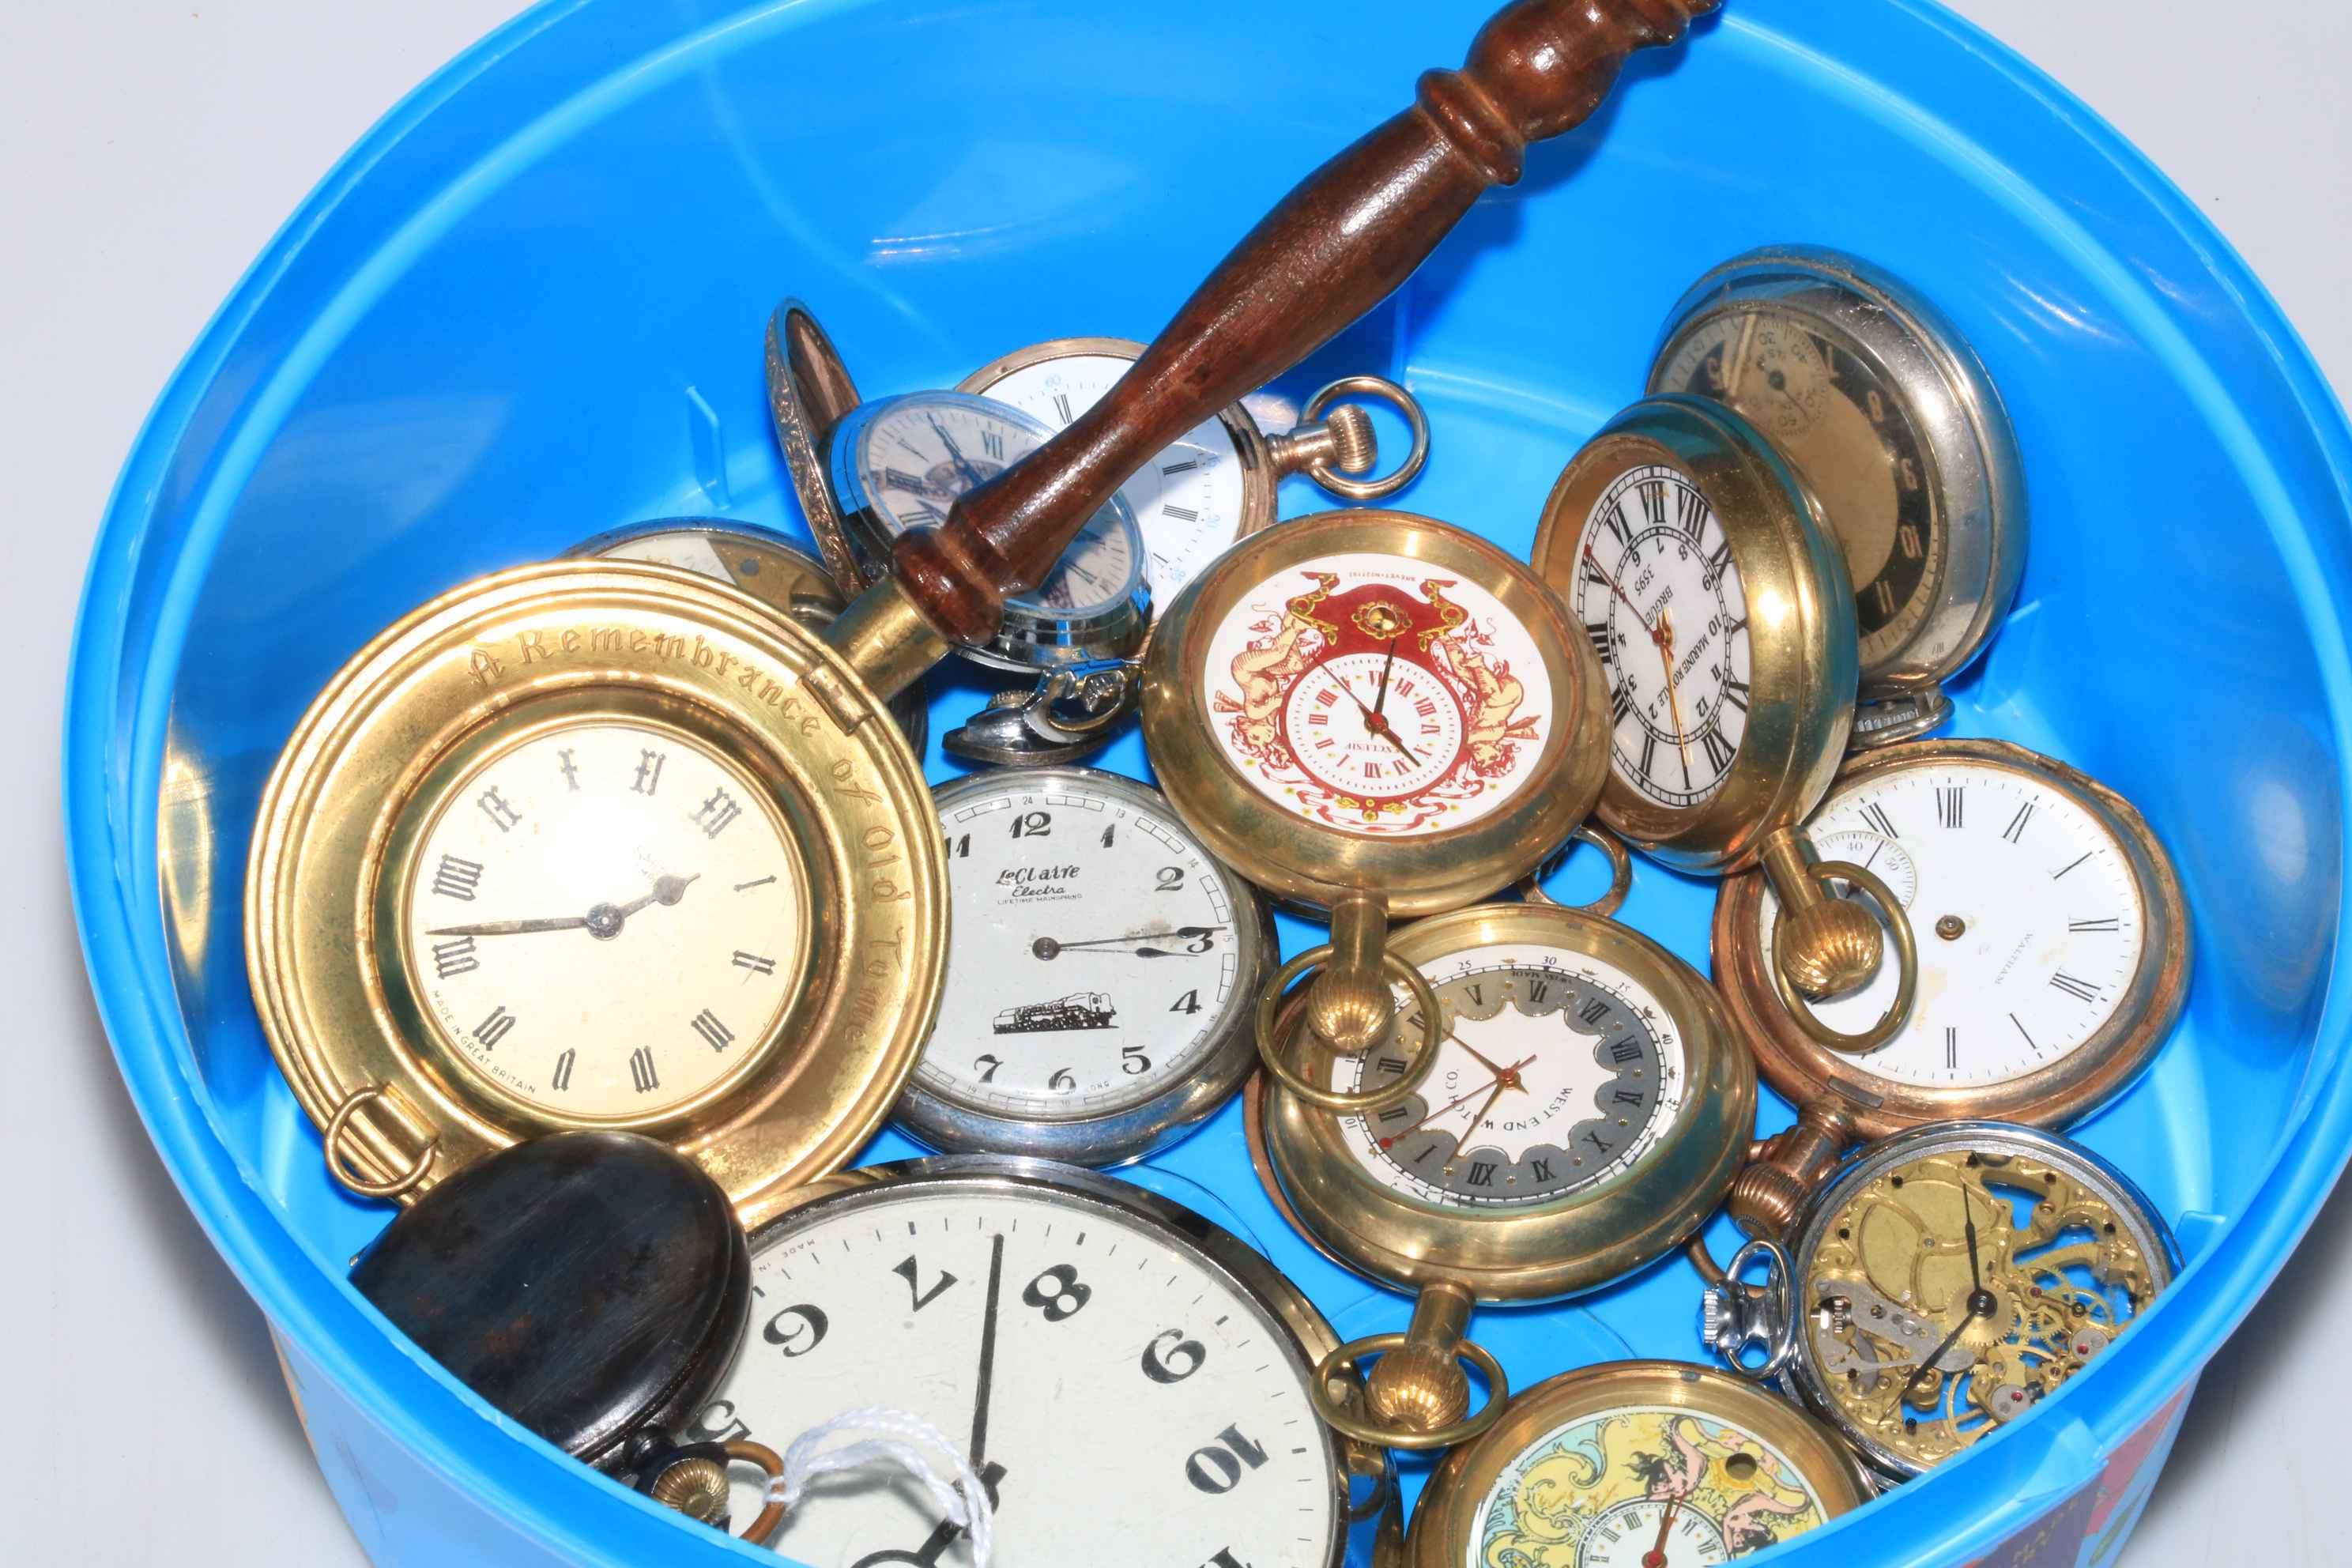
[689, 1181, 1344, 1566]
[971, 350, 1250, 603]
[923, 783, 1243, 1119]
[1759, 761, 2147, 1089]
[400, 720, 805, 1121]
[1340, 945, 1687, 1208]
[1570, 466, 1752, 810]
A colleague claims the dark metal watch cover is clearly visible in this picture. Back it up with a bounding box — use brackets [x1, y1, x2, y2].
[350, 1131, 752, 1471]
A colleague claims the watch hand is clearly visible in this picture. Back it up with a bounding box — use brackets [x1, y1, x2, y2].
[1653, 607, 1694, 782]
[424, 873, 698, 941]
[927, 414, 987, 490]
[1581, 543, 1665, 649]
[1446, 1027, 1526, 1092]
[1374, 636, 1399, 716]
[1374, 1057, 1536, 1149]
[1902, 1274, 2002, 1405]
[968, 1232, 1004, 1493]
[1032, 927, 1223, 959]
[1643, 1491, 1679, 1568]
[1322, 669, 1424, 765]
[423, 915, 588, 937]
[1965, 1202, 1984, 1292]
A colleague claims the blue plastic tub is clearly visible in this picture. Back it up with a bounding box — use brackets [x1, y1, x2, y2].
[64, 1, 2352, 1563]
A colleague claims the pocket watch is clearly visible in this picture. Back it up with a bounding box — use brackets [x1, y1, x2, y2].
[1246, 893, 1755, 1451]
[1649, 247, 2026, 745]
[245, 560, 947, 1228]
[956, 335, 1432, 603]
[569, 518, 927, 752]
[1701, 1121, 2178, 1483]
[895, 767, 1276, 1166]
[1142, 508, 1609, 1128]
[1707, 739, 2189, 1232]
[1530, 395, 1919, 1053]
[679, 1155, 1394, 1566]
[1404, 1360, 1873, 1566]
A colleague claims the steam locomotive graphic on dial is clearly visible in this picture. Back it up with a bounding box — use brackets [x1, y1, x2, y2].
[994, 992, 1119, 1035]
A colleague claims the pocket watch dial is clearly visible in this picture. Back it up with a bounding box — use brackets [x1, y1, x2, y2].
[1472, 1405, 1831, 1566]
[1656, 311, 1942, 673]
[1759, 760, 2147, 1090]
[920, 773, 1256, 1123]
[847, 395, 1144, 617]
[1200, 551, 1556, 836]
[1566, 466, 1752, 812]
[1796, 1131, 2169, 1474]
[970, 349, 1250, 603]
[692, 1174, 1344, 1566]
[1338, 944, 1687, 1209]
[400, 720, 805, 1119]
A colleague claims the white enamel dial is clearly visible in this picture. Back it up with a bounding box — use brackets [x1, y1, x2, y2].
[1337, 944, 1687, 1210]
[970, 350, 1250, 603]
[401, 720, 805, 1119]
[1569, 465, 1752, 811]
[1200, 551, 1556, 837]
[1470, 1403, 1833, 1566]
[690, 1176, 1344, 1566]
[920, 773, 1256, 1121]
[1761, 760, 2148, 1088]
[847, 395, 1144, 616]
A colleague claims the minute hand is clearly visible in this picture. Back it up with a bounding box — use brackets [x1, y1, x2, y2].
[423, 915, 588, 937]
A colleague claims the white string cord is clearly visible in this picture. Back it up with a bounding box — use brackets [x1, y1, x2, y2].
[767, 1408, 996, 1566]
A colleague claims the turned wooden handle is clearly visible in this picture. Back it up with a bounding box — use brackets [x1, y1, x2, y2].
[891, 0, 1718, 646]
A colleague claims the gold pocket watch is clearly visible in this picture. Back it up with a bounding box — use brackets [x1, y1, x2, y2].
[1404, 1361, 1874, 1566]
[1708, 738, 2190, 1234]
[1701, 1121, 2178, 1482]
[1142, 508, 1610, 1127]
[956, 335, 1431, 605]
[1649, 247, 2027, 746]
[1530, 395, 1920, 1053]
[568, 518, 928, 752]
[245, 562, 946, 1228]
[1246, 888, 1755, 1452]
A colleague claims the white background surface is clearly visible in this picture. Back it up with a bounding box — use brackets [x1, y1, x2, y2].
[3, 2, 2345, 1562]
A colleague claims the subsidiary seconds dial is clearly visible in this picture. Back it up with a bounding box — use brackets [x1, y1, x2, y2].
[902, 769, 1272, 1165]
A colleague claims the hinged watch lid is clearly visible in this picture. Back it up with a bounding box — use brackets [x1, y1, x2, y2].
[351, 1131, 752, 1472]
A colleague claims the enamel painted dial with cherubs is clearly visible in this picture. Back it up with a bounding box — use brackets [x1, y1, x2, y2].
[1142, 510, 1608, 1132]
[894, 767, 1275, 1167]
[1402, 1362, 1873, 1567]
[1249, 900, 1753, 1455]
[1532, 397, 1920, 1057]
[683, 1157, 1393, 1566]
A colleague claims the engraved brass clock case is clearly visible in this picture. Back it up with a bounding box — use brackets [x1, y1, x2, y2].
[1713, 738, 2190, 1144]
[245, 562, 947, 1229]
[1533, 397, 1918, 1054]
[1246, 899, 1754, 1452]
[1706, 1121, 2178, 1482]
[1404, 1360, 1875, 1566]
[1649, 247, 2026, 744]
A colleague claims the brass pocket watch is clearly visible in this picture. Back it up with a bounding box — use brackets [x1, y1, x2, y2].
[767, 301, 1152, 674]
[569, 518, 927, 752]
[1404, 1361, 1874, 1566]
[895, 766, 1276, 1166]
[1142, 507, 1609, 1131]
[245, 561, 947, 1228]
[956, 335, 1431, 605]
[682, 1155, 1396, 1565]
[1702, 1121, 2177, 1483]
[1531, 395, 1919, 1053]
[1649, 247, 2026, 746]
[1708, 738, 2190, 1232]
[1246, 892, 1755, 1452]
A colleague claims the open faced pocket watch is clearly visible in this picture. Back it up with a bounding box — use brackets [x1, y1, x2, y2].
[1404, 1360, 1873, 1565]
[1699, 1121, 2177, 1483]
[1530, 394, 1920, 1054]
[956, 336, 1431, 605]
[1707, 738, 2190, 1234]
[679, 1155, 1395, 1566]
[569, 518, 927, 753]
[1246, 886, 1755, 1453]
[1142, 508, 1610, 1133]
[245, 560, 948, 1229]
[895, 766, 1276, 1166]
[1649, 247, 2026, 747]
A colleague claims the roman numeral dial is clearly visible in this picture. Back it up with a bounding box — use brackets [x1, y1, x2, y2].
[401, 718, 807, 1119]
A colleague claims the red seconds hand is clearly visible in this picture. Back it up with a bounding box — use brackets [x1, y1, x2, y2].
[1374, 1056, 1537, 1150]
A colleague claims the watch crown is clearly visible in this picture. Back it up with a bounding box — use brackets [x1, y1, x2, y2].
[1701, 1286, 1730, 1347]
[1321, 401, 1378, 476]
[648, 1456, 731, 1524]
